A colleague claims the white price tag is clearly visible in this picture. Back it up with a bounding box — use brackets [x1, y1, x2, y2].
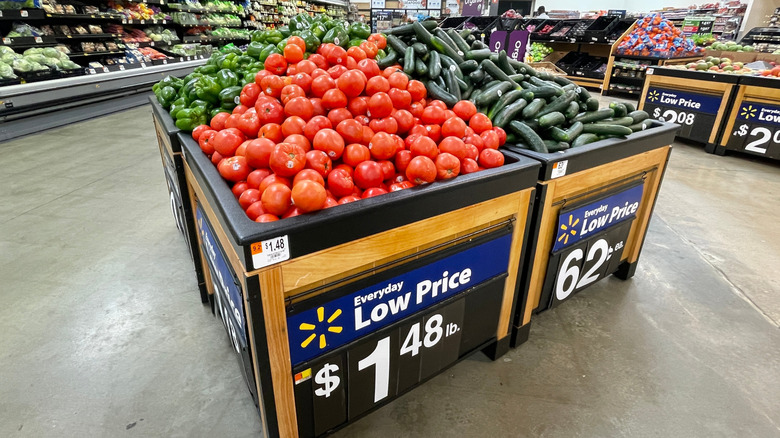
[186, 56, 191, 61]
[251, 235, 291, 269]
[140, 19, 145, 24]
[88, 68, 96, 74]
[162, 59, 168, 64]
[34, 37, 42, 43]
[20, 10, 28, 17]
[140, 62, 147, 68]
[551, 160, 568, 179]
[103, 67, 109, 72]
[150, 41, 154, 46]
[119, 65, 125, 70]
[122, 19, 127, 24]
[0, 11, 4, 17]
[646, 68, 654, 75]
[2, 38, 10, 44]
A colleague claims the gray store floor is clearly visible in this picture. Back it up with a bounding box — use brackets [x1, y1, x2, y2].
[1, 105, 779, 437]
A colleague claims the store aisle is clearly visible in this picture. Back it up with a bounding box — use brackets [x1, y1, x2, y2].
[1, 106, 779, 437]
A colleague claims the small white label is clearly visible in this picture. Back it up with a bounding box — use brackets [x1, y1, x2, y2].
[88, 68, 96, 74]
[34, 37, 42, 43]
[646, 68, 654, 75]
[449, 65, 456, 72]
[122, 19, 127, 24]
[551, 160, 568, 179]
[2, 38, 10, 44]
[251, 235, 290, 269]
[140, 62, 147, 68]
[162, 59, 167, 64]
[186, 56, 191, 61]
[150, 41, 154, 46]
[497, 89, 502, 97]
[334, 37, 340, 45]
[119, 65, 125, 70]
[102, 67, 108, 72]
[0, 11, 4, 17]
[140, 19, 145, 24]
[234, 95, 240, 104]
[20, 10, 28, 17]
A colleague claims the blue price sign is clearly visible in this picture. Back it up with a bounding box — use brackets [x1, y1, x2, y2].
[643, 87, 721, 141]
[726, 101, 780, 159]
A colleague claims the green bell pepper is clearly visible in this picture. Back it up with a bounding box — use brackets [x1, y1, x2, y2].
[175, 106, 208, 131]
[310, 22, 327, 40]
[194, 76, 222, 105]
[276, 37, 289, 52]
[215, 69, 239, 89]
[180, 77, 200, 102]
[156, 86, 178, 109]
[220, 44, 241, 55]
[233, 55, 255, 70]
[210, 108, 226, 119]
[348, 38, 363, 47]
[264, 30, 284, 45]
[323, 27, 349, 47]
[169, 97, 188, 119]
[376, 49, 387, 59]
[348, 22, 371, 40]
[258, 44, 281, 63]
[159, 75, 182, 90]
[278, 26, 291, 38]
[251, 30, 266, 43]
[247, 41, 265, 58]
[298, 30, 320, 52]
[218, 86, 243, 110]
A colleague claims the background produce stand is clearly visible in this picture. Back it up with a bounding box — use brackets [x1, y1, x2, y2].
[714, 76, 780, 160]
[178, 131, 541, 437]
[504, 121, 678, 347]
[151, 98, 209, 304]
[638, 67, 738, 148]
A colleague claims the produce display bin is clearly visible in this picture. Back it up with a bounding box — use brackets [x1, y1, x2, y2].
[713, 76, 780, 160]
[583, 15, 619, 43]
[150, 98, 209, 304]
[639, 67, 739, 147]
[178, 131, 541, 437]
[505, 121, 678, 347]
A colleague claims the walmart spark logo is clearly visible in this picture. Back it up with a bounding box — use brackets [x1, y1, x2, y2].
[557, 214, 580, 246]
[648, 90, 660, 102]
[298, 307, 342, 350]
[740, 105, 757, 119]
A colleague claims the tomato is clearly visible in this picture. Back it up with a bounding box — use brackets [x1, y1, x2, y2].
[322, 88, 348, 110]
[389, 181, 414, 191]
[284, 96, 314, 121]
[439, 136, 467, 161]
[286, 65, 297, 76]
[247, 168, 272, 189]
[353, 160, 384, 189]
[313, 128, 345, 160]
[388, 88, 412, 109]
[338, 195, 360, 204]
[211, 151, 223, 166]
[235, 140, 250, 157]
[309, 53, 328, 70]
[368, 33, 386, 49]
[327, 46, 348, 66]
[210, 112, 230, 131]
[382, 66, 400, 78]
[336, 70, 366, 98]
[409, 101, 425, 118]
[443, 110, 456, 120]
[336, 119, 364, 144]
[296, 59, 316, 75]
[464, 126, 475, 137]
[394, 149, 412, 173]
[362, 187, 388, 198]
[493, 127, 507, 146]
[421, 105, 446, 125]
[256, 100, 285, 125]
[479, 148, 504, 168]
[259, 174, 291, 193]
[284, 134, 311, 152]
[441, 117, 467, 138]
[377, 160, 395, 180]
[461, 158, 479, 174]
[406, 80, 426, 102]
[269, 143, 306, 177]
[224, 113, 241, 130]
[218, 155, 251, 182]
[359, 41, 378, 59]
[408, 125, 428, 138]
[238, 188, 261, 210]
[289, 180, 326, 213]
[391, 109, 414, 134]
[357, 58, 381, 78]
[328, 64, 348, 79]
[464, 133, 485, 152]
[280, 84, 305, 105]
[304, 115, 332, 141]
[305, 150, 332, 177]
[245, 201, 265, 220]
[453, 100, 477, 120]
[327, 168, 354, 198]
[429, 100, 447, 110]
[348, 96, 369, 116]
[355, 114, 370, 126]
[237, 111, 260, 137]
[192, 124, 210, 141]
[384, 71, 406, 89]
[469, 113, 492, 133]
[311, 75, 336, 98]
[213, 128, 246, 157]
[261, 183, 292, 216]
[232, 181, 249, 198]
[327, 108, 353, 126]
[259, 75, 285, 98]
[365, 76, 390, 95]
[361, 125, 375, 145]
[311, 98, 326, 117]
[368, 92, 393, 118]
[258, 123, 284, 143]
[347, 46, 367, 61]
[391, 133, 405, 152]
[465, 144, 479, 161]
[367, 132, 396, 160]
[425, 124, 442, 143]
[311, 68, 329, 79]
[255, 213, 279, 222]
[264, 53, 287, 75]
[324, 196, 338, 208]
[480, 130, 499, 150]
[293, 168, 325, 187]
[410, 136, 439, 159]
[369, 117, 398, 134]
[435, 153, 460, 180]
[346, 56, 358, 70]
[254, 69, 272, 85]
[240, 83, 261, 107]
[199, 129, 217, 155]
[406, 156, 436, 185]
[284, 43, 304, 63]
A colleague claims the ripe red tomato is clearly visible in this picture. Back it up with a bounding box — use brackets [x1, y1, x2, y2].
[357, 58, 380, 78]
[494, 127, 507, 146]
[410, 136, 439, 159]
[368, 92, 393, 118]
[336, 119, 364, 144]
[284, 96, 314, 121]
[362, 187, 388, 198]
[309, 53, 328, 70]
[311, 75, 336, 98]
[258, 123, 284, 143]
[199, 129, 217, 155]
[461, 158, 479, 174]
[256, 100, 285, 125]
[388, 88, 412, 109]
[425, 124, 442, 143]
[281, 117, 306, 138]
[310, 68, 329, 79]
[409, 102, 425, 118]
[280, 84, 305, 106]
[369, 117, 398, 134]
[435, 153, 460, 180]
[439, 136, 467, 161]
[327, 168, 354, 198]
[291, 180, 327, 212]
[361, 125, 375, 145]
[210, 112, 230, 131]
[479, 148, 504, 168]
[232, 181, 249, 198]
[237, 111, 260, 137]
[327, 108, 353, 126]
[269, 143, 306, 177]
[192, 124, 210, 141]
[359, 41, 378, 59]
[233, 105, 250, 116]
[407, 80, 426, 102]
[284, 44, 304, 63]
[255, 213, 279, 222]
[408, 125, 428, 138]
[304, 116, 332, 141]
[313, 128, 345, 160]
[305, 150, 332, 177]
[365, 76, 390, 95]
[247, 168, 272, 189]
[328, 64, 348, 79]
[464, 133, 485, 151]
[235, 140, 250, 157]
[264, 53, 287, 75]
[469, 113, 493, 133]
[348, 96, 369, 116]
[368, 33, 387, 49]
[261, 183, 292, 216]
[453, 100, 477, 120]
[259, 75, 285, 98]
[442, 117, 467, 138]
[218, 155, 251, 182]
[377, 160, 395, 180]
[480, 130, 500, 149]
[337, 70, 366, 98]
[382, 66, 400, 78]
[224, 113, 241, 130]
[213, 128, 246, 157]
[389, 181, 414, 191]
[324, 196, 338, 208]
[245, 201, 265, 220]
[284, 134, 311, 152]
[347, 46, 367, 61]
[465, 144, 479, 161]
[293, 169, 325, 187]
[310, 98, 326, 117]
[367, 132, 396, 160]
[296, 60, 316, 75]
[322, 88, 348, 110]
[394, 149, 412, 173]
[353, 160, 384, 189]
[338, 195, 360, 204]
[240, 83, 261, 107]
[211, 151, 223, 165]
[406, 156, 436, 185]
[327, 46, 348, 66]
[391, 109, 414, 134]
[238, 188, 261, 210]
[428, 100, 447, 110]
[259, 174, 291, 193]
[387, 72, 409, 90]
[421, 105, 446, 125]
[254, 69, 272, 85]
[355, 114, 370, 126]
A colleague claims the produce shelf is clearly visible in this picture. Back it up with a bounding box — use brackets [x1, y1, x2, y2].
[54, 33, 123, 40]
[182, 35, 249, 43]
[0, 35, 58, 47]
[68, 50, 127, 58]
[0, 9, 45, 20]
[44, 13, 124, 21]
[121, 18, 169, 24]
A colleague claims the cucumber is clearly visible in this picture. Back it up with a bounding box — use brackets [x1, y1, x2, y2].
[526, 86, 559, 99]
[466, 49, 492, 62]
[572, 133, 600, 147]
[550, 126, 569, 143]
[459, 29, 472, 39]
[497, 50, 516, 75]
[470, 40, 486, 50]
[481, 59, 519, 88]
[553, 75, 575, 87]
[624, 101, 636, 113]
[585, 97, 599, 111]
[415, 58, 428, 76]
[376, 51, 398, 69]
[447, 28, 472, 53]
[493, 99, 528, 128]
[573, 108, 615, 124]
[488, 89, 523, 119]
[412, 42, 427, 56]
[430, 36, 464, 63]
[426, 81, 458, 107]
[434, 28, 462, 55]
[475, 81, 513, 107]
[469, 87, 483, 104]
[468, 68, 485, 84]
[629, 110, 649, 124]
[609, 102, 627, 117]
[537, 90, 576, 118]
[595, 116, 634, 126]
[455, 76, 469, 92]
[522, 98, 546, 119]
[509, 60, 535, 76]
[386, 35, 408, 55]
[385, 20, 437, 36]
[412, 21, 434, 45]
[582, 124, 633, 136]
[564, 101, 580, 119]
[544, 139, 570, 152]
[538, 112, 566, 129]
[520, 89, 535, 101]
[629, 121, 652, 132]
[565, 121, 583, 142]
[529, 76, 562, 92]
[442, 67, 461, 101]
[427, 50, 441, 79]
[403, 47, 415, 75]
[509, 121, 548, 153]
[440, 55, 464, 80]
[578, 87, 592, 101]
[458, 60, 479, 73]
[562, 83, 578, 92]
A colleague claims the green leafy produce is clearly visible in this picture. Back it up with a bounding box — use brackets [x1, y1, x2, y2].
[528, 42, 553, 62]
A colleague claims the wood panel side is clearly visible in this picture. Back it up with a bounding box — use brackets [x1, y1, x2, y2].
[625, 146, 671, 263]
[524, 180, 558, 323]
[743, 85, 780, 101]
[719, 85, 747, 146]
[710, 85, 735, 144]
[497, 189, 532, 339]
[643, 75, 732, 93]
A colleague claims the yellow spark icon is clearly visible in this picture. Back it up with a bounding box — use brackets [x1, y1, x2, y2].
[648, 90, 659, 102]
[557, 214, 580, 245]
[299, 307, 343, 350]
[740, 105, 756, 119]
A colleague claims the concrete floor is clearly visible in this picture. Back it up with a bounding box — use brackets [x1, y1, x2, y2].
[1, 105, 779, 437]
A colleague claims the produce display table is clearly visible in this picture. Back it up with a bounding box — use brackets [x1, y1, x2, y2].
[638, 67, 739, 148]
[150, 99, 208, 304]
[602, 53, 700, 97]
[714, 76, 780, 160]
[178, 132, 541, 437]
[504, 121, 678, 346]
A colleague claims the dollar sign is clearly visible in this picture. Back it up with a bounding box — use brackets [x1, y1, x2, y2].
[314, 363, 340, 398]
[653, 107, 661, 119]
[738, 124, 748, 136]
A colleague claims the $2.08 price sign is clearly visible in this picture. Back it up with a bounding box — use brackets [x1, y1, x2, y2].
[725, 101, 780, 159]
[642, 87, 720, 141]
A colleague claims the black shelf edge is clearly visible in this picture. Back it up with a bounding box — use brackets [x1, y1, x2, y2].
[1, 35, 58, 47]
[45, 13, 124, 21]
[646, 66, 741, 84]
[54, 33, 122, 40]
[121, 18, 169, 24]
[182, 35, 249, 43]
[68, 50, 126, 57]
[0, 9, 45, 20]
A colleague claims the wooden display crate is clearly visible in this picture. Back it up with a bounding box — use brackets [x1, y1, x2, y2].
[714, 77, 780, 160]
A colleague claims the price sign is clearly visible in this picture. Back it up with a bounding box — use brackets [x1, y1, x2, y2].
[642, 87, 721, 142]
[725, 101, 780, 159]
[34, 37, 42, 43]
[506, 31, 529, 61]
[250, 235, 290, 269]
[541, 183, 644, 308]
[20, 10, 28, 17]
[488, 31, 508, 54]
